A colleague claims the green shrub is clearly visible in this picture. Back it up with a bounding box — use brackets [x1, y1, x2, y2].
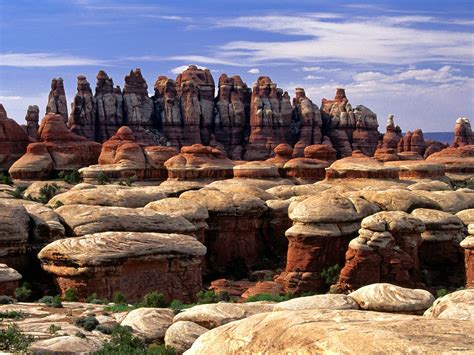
[0, 324, 34, 352]
[436, 288, 449, 298]
[95, 325, 177, 354]
[15, 283, 32, 301]
[75, 331, 86, 339]
[0, 173, 13, 186]
[96, 325, 113, 335]
[169, 300, 194, 312]
[97, 172, 109, 185]
[52, 200, 64, 209]
[63, 288, 79, 302]
[86, 293, 107, 304]
[112, 291, 126, 305]
[320, 264, 341, 287]
[139, 292, 168, 308]
[39, 295, 63, 308]
[103, 304, 135, 313]
[245, 293, 294, 303]
[36, 183, 59, 204]
[48, 324, 61, 334]
[74, 316, 99, 331]
[8, 186, 26, 199]
[0, 296, 16, 305]
[58, 170, 82, 184]
[0, 311, 23, 319]
[196, 290, 218, 304]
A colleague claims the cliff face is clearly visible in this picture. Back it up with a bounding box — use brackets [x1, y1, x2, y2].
[25, 66, 383, 160]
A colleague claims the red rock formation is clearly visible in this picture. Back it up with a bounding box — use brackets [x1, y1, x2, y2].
[284, 146, 331, 182]
[454, 117, 474, 147]
[123, 69, 155, 131]
[95, 70, 124, 141]
[69, 75, 97, 141]
[9, 113, 101, 179]
[0, 104, 31, 171]
[46, 77, 68, 123]
[38, 232, 206, 303]
[0, 264, 22, 297]
[215, 74, 250, 159]
[398, 129, 426, 157]
[293, 88, 322, 157]
[233, 161, 280, 180]
[176, 65, 216, 145]
[244, 77, 293, 160]
[426, 145, 474, 173]
[164, 144, 234, 180]
[80, 126, 178, 182]
[25, 105, 39, 139]
[336, 211, 425, 292]
[276, 193, 380, 294]
[423, 140, 448, 159]
[374, 115, 402, 161]
[460, 228, 474, 288]
[321, 89, 379, 158]
[303, 144, 337, 162]
[266, 143, 293, 169]
[384, 161, 446, 180]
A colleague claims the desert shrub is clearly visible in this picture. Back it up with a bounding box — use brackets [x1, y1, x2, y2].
[0, 311, 23, 319]
[86, 293, 107, 304]
[74, 316, 99, 331]
[245, 293, 294, 303]
[103, 304, 135, 313]
[52, 200, 64, 209]
[95, 325, 177, 354]
[36, 183, 59, 204]
[0, 173, 13, 186]
[58, 170, 82, 184]
[97, 172, 109, 185]
[63, 288, 79, 302]
[48, 324, 61, 334]
[112, 291, 126, 305]
[0, 324, 34, 352]
[436, 288, 449, 298]
[139, 292, 168, 308]
[196, 290, 219, 304]
[169, 300, 191, 312]
[39, 295, 63, 308]
[0, 296, 16, 305]
[320, 264, 341, 286]
[15, 283, 32, 301]
[75, 331, 86, 339]
[8, 186, 26, 199]
[96, 325, 113, 335]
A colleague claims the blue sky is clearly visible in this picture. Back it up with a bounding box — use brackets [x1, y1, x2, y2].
[0, 0, 473, 131]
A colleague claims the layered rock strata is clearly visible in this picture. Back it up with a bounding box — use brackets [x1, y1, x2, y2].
[38, 232, 206, 303]
[292, 88, 322, 157]
[460, 225, 474, 288]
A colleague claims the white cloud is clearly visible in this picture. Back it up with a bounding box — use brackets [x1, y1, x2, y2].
[247, 68, 260, 74]
[170, 64, 207, 75]
[0, 53, 105, 67]
[213, 14, 473, 66]
[0, 92, 48, 124]
[303, 75, 324, 80]
[0, 96, 22, 100]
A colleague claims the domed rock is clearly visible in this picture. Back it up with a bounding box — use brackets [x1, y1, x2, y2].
[164, 321, 208, 354]
[9, 113, 101, 180]
[424, 289, 474, 320]
[453, 117, 474, 147]
[120, 308, 174, 342]
[0, 264, 22, 297]
[38, 231, 206, 303]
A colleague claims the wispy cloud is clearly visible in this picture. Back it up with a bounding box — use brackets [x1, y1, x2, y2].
[247, 68, 260, 74]
[0, 95, 22, 100]
[170, 64, 207, 75]
[303, 75, 324, 80]
[0, 53, 105, 67]
[212, 14, 473, 66]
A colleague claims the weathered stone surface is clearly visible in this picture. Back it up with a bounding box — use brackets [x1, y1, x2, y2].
[266, 143, 293, 168]
[123, 68, 154, 132]
[48, 184, 169, 208]
[186, 309, 474, 354]
[180, 188, 267, 272]
[233, 161, 280, 179]
[336, 211, 425, 291]
[0, 104, 31, 171]
[384, 160, 446, 180]
[46, 77, 68, 122]
[321, 89, 379, 158]
[120, 307, 174, 342]
[25, 105, 39, 139]
[326, 152, 399, 180]
[283, 157, 329, 183]
[23, 203, 65, 244]
[456, 208, 474, 225]
[23, 181, 72, 201]
[9, 113, 101, 179]
[55, 204, 196, 237]
[69, 75, 97, 141]
[273, 294, 359, 311]
[424, 289, 474, 320]
[173, 302, 274, 329]
[407, 180, 451, 191]
[245, 76, 293, 160]
[0, 263, 22, 296]
[277, 193, 380, 294]
[165, 144, 234, 181]
[0, 201, 30, 270]
[164, 321, 208, 354]
[349, 283, 434, 313]
[38, 231, 206, 303]
[454, 117, 474, 147]
[461, 231, 474, 288]
[411, 190, 474, 213]
[29, 336, 103, 354]
[426, 145, 474, 174]
[293, 88, 322, 157]
[214, 74, 250, 159]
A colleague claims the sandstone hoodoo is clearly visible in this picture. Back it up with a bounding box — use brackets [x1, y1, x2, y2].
[80, 126, 178, 182]
[0, 104, 31, 171]
[0, 263, 22, 297]
[276, 192, 380, 294]
[460, 225, 474, 288]
[9, 113, 101, 179]
[46, 77, 68, 122]
[38, 231, 206, 303]
[454, 117, 474, 147]
[24, 105, 39, 139]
